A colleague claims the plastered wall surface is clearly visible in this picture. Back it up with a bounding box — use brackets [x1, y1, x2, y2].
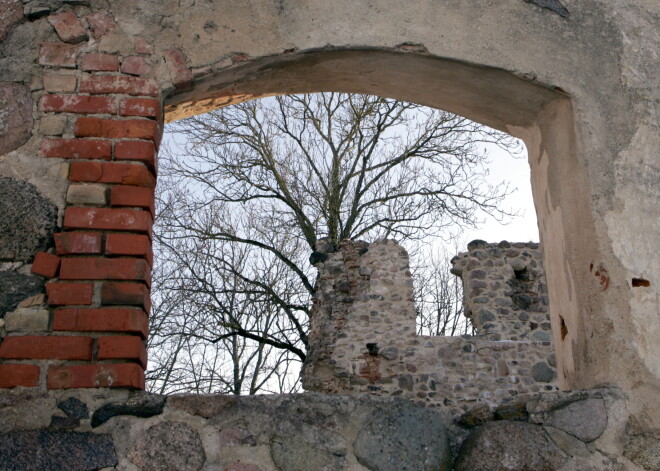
[0, 0, 658, 468]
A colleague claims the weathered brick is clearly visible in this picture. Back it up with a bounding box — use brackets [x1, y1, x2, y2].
[121, 56, 152, 76]
[42, 138, 112, 159]
[63, 207, 152, 233]
[47, 11, 88, 44]
[80, 76, 158, 96]
[98, 336, 147, 367]
[5, 308, 50, 332]
[69, 161, 155, 188]
[39, 42, 79, 68]
[81, 53, 120, 72]
[66, 183, 108, 205]
[110, 186, 155, 213]
[74, 117, 159, 142]
[53, 307, 148, 338]
[55, 232, 103, 255]
[47, 363, 144, 389]
[134, 37, 153, 55]
[46, 282, 94, 306]
[164, 49, 193, 88]
[0, 336, 93, 360]
[85, 12, 116, 39]
[119, 98, 159, 118]
[31, 251, 60, 278]
[0, 364, 40, 388]
[114, 140, 156, 167]
[41, 95, 116, 115]
[40, 115, 67, 136]
[59, 257, 150, 283]
[43, 74, 77, 92]
[102, 282, 150, 312]
[105, 233, 152, 265]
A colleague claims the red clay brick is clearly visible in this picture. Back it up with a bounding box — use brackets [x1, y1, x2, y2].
[134, 37, 153, 55]
[0, 336, 93, 360]
[41, 95, 116, 114]
[119, 98, 159, 118]
[53, 307, 148, 338]
[121, 56, 152, 76]
[110, 186, 154, 213]
[47, 363, 144, 389]
[69, 161, 155, 187]
[102, 282, 150, 312]
[31, 252, 60, 278]
[74, 117, 159, 143]
[114, 140, 156, 167]
[79, 76, 158, 96]
[0, 364, 40, 388]
[97, 336, 147, 367]
[41, 138, 112, 159]
[47, 11, 87, 44]
[105, 233, 152, 265]
[164, 49, 192, 88]
[60, 257, 150, 283]
[39, 42, 79, 68]
[85, 12, 116, 39]
[63, 207, 152, 233]
[46, 282, 94, 306]
[55, 232, 103, 255]
[81, 53, 119, 72]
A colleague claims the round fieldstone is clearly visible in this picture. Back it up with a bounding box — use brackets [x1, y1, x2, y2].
[454, 421, 567, 471]
[271, 434, 345, 471]
[128, 422, 205, 471]
[0, 177, 57, 262]
[0, 82, 32, 155]
[532, 362, 556, 383]
[354, 401, 452, 471]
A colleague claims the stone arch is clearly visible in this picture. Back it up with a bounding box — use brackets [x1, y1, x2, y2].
[0, 0, 656, 430]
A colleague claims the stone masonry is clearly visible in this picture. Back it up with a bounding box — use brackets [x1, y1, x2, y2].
[302, 239, 558, 411]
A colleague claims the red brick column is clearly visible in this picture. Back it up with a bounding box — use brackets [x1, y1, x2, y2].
[0, 10, 162, 390]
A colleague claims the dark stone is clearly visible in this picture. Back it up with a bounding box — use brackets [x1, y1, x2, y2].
[532, 362, 556, 383]
[354, 400, 452, 471]
[50, 415, 80, 430]
[498, 240, 511, 248]
[0, 430, 117, 471]
[467, 239, 488, 251]
[522, 0, 569, 17]
[309, 251, 328, 265]
[0, 83, 32, 155]
[513, 293, 532, 309]
[25, 6, 52, 20]
[0, 177, 57, 262]
[128, 422, 205, 471]
[315, 238, 338, 253]
[0, 270, 44, 318]
[457, 404, 493, 428]
[494, 402, 529, 421]
[58, 397, 89, 420]
[454, 421, 566, 471]
[91, 393, 165, 428]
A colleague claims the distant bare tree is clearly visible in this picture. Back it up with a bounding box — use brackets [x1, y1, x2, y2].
[147, 92, 521, 393]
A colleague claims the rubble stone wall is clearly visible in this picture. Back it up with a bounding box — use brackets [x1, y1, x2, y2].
[302, 239, 559, 411]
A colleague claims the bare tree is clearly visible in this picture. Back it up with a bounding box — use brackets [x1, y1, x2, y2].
[147, 92, 522, 394]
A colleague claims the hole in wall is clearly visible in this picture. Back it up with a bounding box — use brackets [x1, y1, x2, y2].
[560, 315, 568, 340]
[631, 278, 650, 288]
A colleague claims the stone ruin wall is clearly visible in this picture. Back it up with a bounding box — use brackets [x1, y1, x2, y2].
[302, 239, 558, 411]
